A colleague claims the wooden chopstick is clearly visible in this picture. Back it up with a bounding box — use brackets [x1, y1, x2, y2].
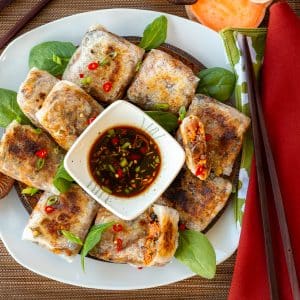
[0, 0, 14, 12]
[242, 35, 300, 300]
[241, 35, 279, 300]
[0, 0, 52, 50]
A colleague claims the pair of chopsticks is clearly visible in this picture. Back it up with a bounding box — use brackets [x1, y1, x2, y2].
[241, 36, 300, 300]
[0, 0, 52, 50]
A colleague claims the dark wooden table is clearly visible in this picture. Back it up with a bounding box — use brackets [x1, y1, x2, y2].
[0, 1, 299, 299]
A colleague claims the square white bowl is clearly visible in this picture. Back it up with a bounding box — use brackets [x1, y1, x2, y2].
[64, 100, 185, 220]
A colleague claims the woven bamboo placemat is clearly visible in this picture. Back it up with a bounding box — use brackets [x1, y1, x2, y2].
[0, 1, 299, 299]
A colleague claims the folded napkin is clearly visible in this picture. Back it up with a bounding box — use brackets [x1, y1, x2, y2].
[229, 2, 300, 299]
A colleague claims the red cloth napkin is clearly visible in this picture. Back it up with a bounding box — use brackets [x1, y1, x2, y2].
[229, 2, 300, 299]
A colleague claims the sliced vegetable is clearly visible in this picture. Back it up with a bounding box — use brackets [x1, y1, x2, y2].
[29, 41, 76, 76]
[81, 222, 114, 271]
[53, 161, 74, 193]
[61, 230, 83, 246]
[175, 230, 216, 279]
[187, 0, 269, 32]
[21, 187, 39, 196]
[197, 67, 236, 102]
[153, 103, 170, 111]
[36, 158, 45, 170]
[145, 111, 178, 132]
[139, 15, 168, 51]
[0, 88, 31, 128]
[46, 195, 59, 206]
[178, 106, 187, 121]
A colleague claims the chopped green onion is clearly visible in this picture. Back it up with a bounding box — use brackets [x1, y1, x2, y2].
[124, 188, 130, 194]
[47, 195, 59, 206]
[135, 166, 140, 172]
[21, 187, 39, 196]
[108, 164, 115, 173]
[33, 128, 42, 134]
[81, 76, 92, 85]
[153, 103, 169, 111]
[61, 230, 83, 246]
[102, 186, 112, 194]
[53, 147, 60, 154]
[107, 129, 115, 137]
[36, 158, 45, 170]
[178, 106, 187, 121]
[121, 142, 131, 149]
[100, 57, 109, 66]
[155, 156, 160, 163]
[135, 60, 142, 72]
[120, 158, 128, 167]
[128, 161, 133, 167]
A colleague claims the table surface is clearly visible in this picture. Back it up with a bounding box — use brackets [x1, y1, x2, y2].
[0, 1, 299, 299]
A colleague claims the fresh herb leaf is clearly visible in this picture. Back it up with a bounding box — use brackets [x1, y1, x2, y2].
[153, 103, 169, 111]
[21, 187, 39, 196]
[0, 88, 31, 128]
[61, 230, 83, 246]
[29, 41, 76, 76]
[36, 158, 45, 170]
[178, 106, 187, 121]
[145, 111, 178, 132]
[81, 222, 114, 271]
[46, 195, 59, 206]
[53, 161, 74, 193]
[197, 67, 236, 102]
[175, 230, 216, 279]
[139, 16, 168, 51]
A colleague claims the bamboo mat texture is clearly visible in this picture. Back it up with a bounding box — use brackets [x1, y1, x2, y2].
[0, 0, 299, 299]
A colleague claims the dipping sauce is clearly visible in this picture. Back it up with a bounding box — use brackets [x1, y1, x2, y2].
[89, 126, 161, 197]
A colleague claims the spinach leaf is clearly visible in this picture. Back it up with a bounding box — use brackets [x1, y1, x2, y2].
[197, 67, 236, 102]
[175, 230, 216, 279]
[0, 88, 31, 127]
[81, 222, 114, 271]
[139, 16, 168, 51]
[61, 230, 83, 246]
[29, 41, 76, 76]
[145, 111, 178, 132]
[53, 161, 74, 193]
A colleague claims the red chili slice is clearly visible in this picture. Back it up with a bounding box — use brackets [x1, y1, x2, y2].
[111, 137, 119, 145]
[205, 134, 212, 142]
[129, 153, 141, 161]
[88, 62, 99, 70]
[113, 223, 123, 232]
[195, 165, 206, 177]
[35, 149, 48, 158]
[139, 146, 147, 154]
[117, 169, 123, 178]
[103, 81, 113, 92]
[45, 205, 55, 214]
[179, 223, 186, 231]
[115, 238, 123, 252]
[79, 73, 84, 78]
[88, 117, 96, 124]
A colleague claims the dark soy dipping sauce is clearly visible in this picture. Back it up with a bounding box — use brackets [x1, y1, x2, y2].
[89, 126, 161, 197]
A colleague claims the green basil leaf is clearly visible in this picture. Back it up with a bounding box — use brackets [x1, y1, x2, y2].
[178, 106, 187, 121]
[139, 16, 168, 51]
[53, 161, 74, 193]
[61, 230, 83, 246]
[81, 222, 114, 271]
[145, 111, 178, 132]
[29, 41, 76, 76]
[175, 230, 216, 279]
[197, 67, 236, 102]
[0, 88, 31, 128]
[21, 187, 39, 196]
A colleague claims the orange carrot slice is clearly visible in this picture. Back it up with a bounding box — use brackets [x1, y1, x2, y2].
[187, 0, 271, 32]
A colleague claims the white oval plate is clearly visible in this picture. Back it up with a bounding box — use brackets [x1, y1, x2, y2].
[0, 8, 238, 290]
